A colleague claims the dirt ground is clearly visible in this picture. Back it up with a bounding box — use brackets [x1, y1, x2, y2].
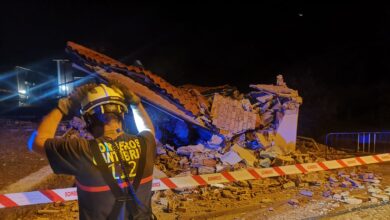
[1, 121, 390, 220]
[1, 163, 389, 220]
[0, 120, 48, 190]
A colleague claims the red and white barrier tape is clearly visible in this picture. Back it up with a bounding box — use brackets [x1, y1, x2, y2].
[1, 153, 389, 208]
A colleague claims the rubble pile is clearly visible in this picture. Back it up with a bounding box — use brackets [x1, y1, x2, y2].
[142, 73, 303, 165]
[147, 74, 304, 175]
[324, 170, 390, 205]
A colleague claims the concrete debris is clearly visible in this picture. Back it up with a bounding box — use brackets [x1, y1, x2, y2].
[343, 197, 363, 205]
[207, 135, 224, 148]
[368, 187, 382, 194]
[302, 173, 323, 186]
[371, 193, 389, 202]
[322, 190, 332, 198]
[259, 150, 278, 159]
[345, 177, 361, 187]
[340, 181, 352, 188]
[159, 198, 169, 207]
[333, 194, 342, 201]
[163, 144, 176, 152]
[220, 150, 242, 165]
[370, 197, 379, 203]
[231, 144, 257, 166]
[273, 155, 295, 166]
[210, 184, 225, 189]
[156, 146, 167, 155]
[340, 191, 350, 198]
[177, 144, 206, 156]
[359, 173, 375, 180]
[258, 158, 272, 168]
[363, 178, 380, 184]
[198, 166, 216, 174]
[328, 176, 338, 183]
[288, 199, 299, 206]
[221, 190, 235, 199]
[283, 181, 296, 189]
[300, 190, 313, 197]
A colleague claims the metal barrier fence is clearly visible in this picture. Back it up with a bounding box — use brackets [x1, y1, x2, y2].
[325, 132, 390, 153]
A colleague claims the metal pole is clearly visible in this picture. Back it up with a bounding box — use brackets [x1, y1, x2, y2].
[357, 133, 360, 152]
[363, 133, 365, 153]
[368, 133, 371, 153]
[53, 59, 69, 96]
[15, 67, 20, 93]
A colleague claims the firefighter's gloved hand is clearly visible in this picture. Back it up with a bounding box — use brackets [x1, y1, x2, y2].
[57, 97, 77, 116]
[125, 90, 141, 106]
[57, 84, 97, 115]
[109, 80, 141, 106]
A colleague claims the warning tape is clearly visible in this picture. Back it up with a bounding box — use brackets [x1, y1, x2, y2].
[1, 153, 389, 208]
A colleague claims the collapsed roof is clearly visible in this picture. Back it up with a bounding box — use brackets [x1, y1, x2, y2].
[66, 42, 302, 153]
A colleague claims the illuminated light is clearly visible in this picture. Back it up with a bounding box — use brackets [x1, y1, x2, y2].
[0, 93, 19, 102]
[0, 70, 17, 81]
[27, 130, 38, 151]
[19, 89, 26, 95]
[131, 105, 151, 133]
[59, 85, 69, 92]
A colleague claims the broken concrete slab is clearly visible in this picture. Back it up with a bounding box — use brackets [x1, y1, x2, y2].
[220, 150, 242, 165]
[231, 144, 257, 167]
[258, 158, 272, 168]
[198, 166, 215, 174]
[177, 144, 206, 156]
[259, 150, 278, 159]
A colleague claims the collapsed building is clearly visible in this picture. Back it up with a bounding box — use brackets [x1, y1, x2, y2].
[65, 42, 303, 176]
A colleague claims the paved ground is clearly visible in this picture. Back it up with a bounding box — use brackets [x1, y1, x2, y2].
[325, 203, 390, 220]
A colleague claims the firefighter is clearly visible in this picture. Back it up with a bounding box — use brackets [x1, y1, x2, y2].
[31, 83, 156, 220]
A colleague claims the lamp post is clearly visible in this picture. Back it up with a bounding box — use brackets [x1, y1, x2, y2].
[52, 59, 69, 96]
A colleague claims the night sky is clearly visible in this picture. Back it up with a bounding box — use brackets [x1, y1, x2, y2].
[1, 3, 390, 139]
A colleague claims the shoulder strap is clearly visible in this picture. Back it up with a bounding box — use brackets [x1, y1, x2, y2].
[132, 135, 147, 191]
